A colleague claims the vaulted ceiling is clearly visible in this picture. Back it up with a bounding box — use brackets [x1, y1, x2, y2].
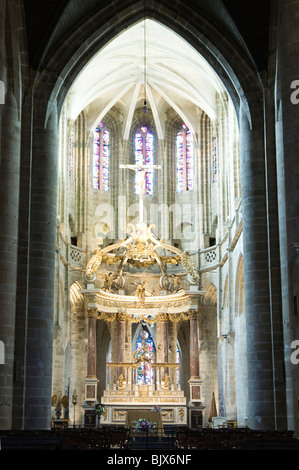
[23, 0, 271, 71]
[67, 20, 225, 138]
[22, 0, 272, 133]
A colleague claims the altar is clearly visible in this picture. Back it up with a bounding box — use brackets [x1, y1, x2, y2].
[81, 195, 204, 428]
[99, 333, 188, 426]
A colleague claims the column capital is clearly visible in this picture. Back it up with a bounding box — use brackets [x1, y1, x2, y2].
[117, 312, 127, 322]
[158, 313, 169, 322]
[189, 310, 198, 319]
[88, 307, 98, 317]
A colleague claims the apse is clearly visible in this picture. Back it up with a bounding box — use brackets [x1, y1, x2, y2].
[55, 15, 242, 429]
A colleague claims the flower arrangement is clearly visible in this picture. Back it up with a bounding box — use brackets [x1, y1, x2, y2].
[132, 418, 156, 432]
[152, 405, 161, 412]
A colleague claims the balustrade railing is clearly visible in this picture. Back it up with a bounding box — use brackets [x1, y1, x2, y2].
[57, 232, 87, 270]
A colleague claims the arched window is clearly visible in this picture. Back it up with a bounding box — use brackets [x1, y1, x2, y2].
[135, 330, 155, 385]
[134, 126, 154, 195]
[176, 124, 193, 192]
[93, 122, 110, 190]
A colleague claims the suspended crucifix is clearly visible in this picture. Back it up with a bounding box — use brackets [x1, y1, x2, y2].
[120, 153, 161, 223]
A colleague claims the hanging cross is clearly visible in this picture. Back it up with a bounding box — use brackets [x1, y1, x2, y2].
[120, 159, 161, 223]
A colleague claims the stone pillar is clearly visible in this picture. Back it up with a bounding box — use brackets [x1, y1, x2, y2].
[276, 0, 299, 433]
[190, 313, 200, 378]
[0, 90, 21, 429]
[84, 316, 98, 402]
[87, 316, 97, 378]
[69, 293, 86, 426]
[23, 106, 58, 430]
[188, 312, 202, 405]
[158, 314, 169, 385]
[168, 321, 178, 387]
[159, 314, 169, 363]
[117, 313, 126, 379]
[263, 84, 287, 429]
[0, 0, 5, 145]
[239, 103, 276, 429]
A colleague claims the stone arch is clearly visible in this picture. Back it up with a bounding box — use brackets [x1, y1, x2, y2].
[29, 1, 263, 131]
[21, 1, 278, 430]
[203, 281, 217, 306]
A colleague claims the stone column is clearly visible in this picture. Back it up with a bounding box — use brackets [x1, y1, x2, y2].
[263, 84, 287, 429]
[0, 90, 21, 430]
[87, 316, 97, 378]
[84, 315, 98, 402]
[168, 321, 178, 388]
[159, 314, 169, 363]
[117, 313, 126, 379]
[69, 294, 86, 426]
[188, 312, 202, 405]
[239, 103, 276, 430]
[190, 313, 200, 378]
[276, 0, 299, 433]
[158, 314, 169, 386]
[23, 106, 58, 430]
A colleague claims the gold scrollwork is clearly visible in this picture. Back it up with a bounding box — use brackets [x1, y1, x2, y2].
[181, 251, 200, 283]
[85, 250, 103, 278]
[91, 311, 193, 323]
[102, 254, 123, 265]
[160, 255, 181, 265]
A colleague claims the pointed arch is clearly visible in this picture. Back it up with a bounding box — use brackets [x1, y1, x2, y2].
[29, 1, 263, 130]
[70, 281, 84, 306]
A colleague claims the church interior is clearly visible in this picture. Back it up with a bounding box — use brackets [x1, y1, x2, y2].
[1, 0, 299, 451]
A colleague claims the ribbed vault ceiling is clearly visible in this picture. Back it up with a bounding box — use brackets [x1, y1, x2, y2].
[67, 20, 226, 138]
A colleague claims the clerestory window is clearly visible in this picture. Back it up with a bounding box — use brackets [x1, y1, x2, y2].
[134, 126, 154, 195]
[93, 122, 110, 190]
[176, 123, 193, 192]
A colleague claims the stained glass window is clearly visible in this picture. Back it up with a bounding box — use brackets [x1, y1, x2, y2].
[176, 130, 184, 192]
[134, 126, 154, 195]
[176, 124, 193, 192]
[212, 128, 217, 183]
[93, 122, 110, 190]
[135, 330, 155, 385]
